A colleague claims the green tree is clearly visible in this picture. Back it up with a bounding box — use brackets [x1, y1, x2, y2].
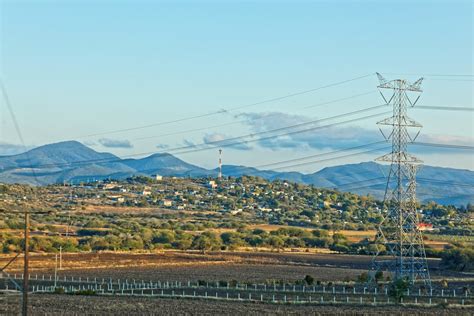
[304, 275, 314, 285]
[389, 278, 409, 302]
[192, 232, 221, 253]
[266, 236, 284, 251]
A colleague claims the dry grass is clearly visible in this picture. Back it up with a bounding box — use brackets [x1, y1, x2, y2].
[0, 251, 456, 283]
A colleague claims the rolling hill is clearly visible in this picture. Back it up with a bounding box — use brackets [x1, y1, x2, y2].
[0, 141, 472, 205]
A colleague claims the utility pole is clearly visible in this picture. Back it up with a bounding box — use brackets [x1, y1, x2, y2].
[371, 73, 431, 287]
[59, 214, 72, 270]
[22, 207, 29, 316]
[54, 253, 58, 288]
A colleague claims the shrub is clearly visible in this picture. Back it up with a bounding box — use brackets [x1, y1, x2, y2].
[357, 272, 369, 283]
[374, 271, 384, 283]
[74, 289, 96, 296]
[388, 278, 409, 302]
[304, 275, 314, 285]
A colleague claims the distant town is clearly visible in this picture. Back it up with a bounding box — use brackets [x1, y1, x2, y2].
[0, 175, 471, 257]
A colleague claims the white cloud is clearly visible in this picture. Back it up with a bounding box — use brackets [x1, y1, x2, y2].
[98, 138, 133, 149]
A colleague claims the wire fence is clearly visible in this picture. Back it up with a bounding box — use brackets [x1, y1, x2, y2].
[1, 273, 473, 307]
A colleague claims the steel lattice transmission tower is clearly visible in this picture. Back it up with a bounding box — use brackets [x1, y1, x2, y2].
[370, 72, 431, 287]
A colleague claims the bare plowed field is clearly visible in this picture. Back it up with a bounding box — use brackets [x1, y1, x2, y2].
[1, 294, 473, 316]
[0, 251, 460, 284]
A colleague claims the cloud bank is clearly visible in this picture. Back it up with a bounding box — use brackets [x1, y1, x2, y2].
[238, 112, 380, 150]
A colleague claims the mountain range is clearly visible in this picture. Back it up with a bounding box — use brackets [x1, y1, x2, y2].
[0, 141, 472, 206]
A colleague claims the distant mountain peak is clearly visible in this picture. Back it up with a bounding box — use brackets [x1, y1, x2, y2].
[31, 140, 89, 151]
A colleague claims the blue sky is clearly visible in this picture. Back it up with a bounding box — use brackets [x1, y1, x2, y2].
[0, 0, 472, 172]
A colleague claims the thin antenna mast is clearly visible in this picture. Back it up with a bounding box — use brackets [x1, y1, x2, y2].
[218, 149, 223, 179]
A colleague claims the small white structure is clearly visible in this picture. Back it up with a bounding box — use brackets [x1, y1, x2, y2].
[162, 200, 173, 207]
[208, 180, 217, 189]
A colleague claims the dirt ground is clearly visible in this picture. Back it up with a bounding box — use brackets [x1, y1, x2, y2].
[1, 294, 473, 316]
[1, 251, 473, 315]
[0, 251, 463, 283]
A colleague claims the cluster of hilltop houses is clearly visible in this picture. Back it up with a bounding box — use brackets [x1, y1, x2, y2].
[54, 175, 391, 230]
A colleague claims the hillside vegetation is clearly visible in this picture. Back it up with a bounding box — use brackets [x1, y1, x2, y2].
[0, 176, 472, 270]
